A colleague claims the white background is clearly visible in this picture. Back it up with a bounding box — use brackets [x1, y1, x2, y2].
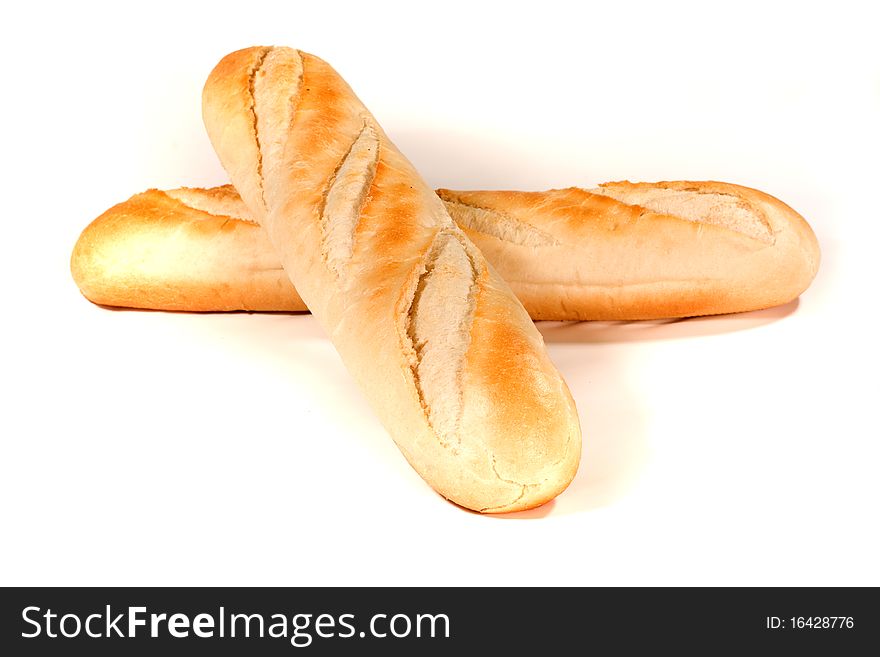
[1, 0, 877, 586]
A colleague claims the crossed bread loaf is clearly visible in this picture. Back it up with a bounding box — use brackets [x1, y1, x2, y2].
[200, 46, 581, 512]
[71, 180, 819, 319]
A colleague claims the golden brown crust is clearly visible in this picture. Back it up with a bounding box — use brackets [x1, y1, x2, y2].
[72, 179, 820, 320]
[201, 46, 581, 513]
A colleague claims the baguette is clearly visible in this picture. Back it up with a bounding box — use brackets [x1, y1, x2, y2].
[72, 180, 820, 318]
[200, 46, 581, 512]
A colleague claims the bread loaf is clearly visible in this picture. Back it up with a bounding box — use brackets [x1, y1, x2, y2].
[72, 180, 819, 318]
[200, 46, 580, 512]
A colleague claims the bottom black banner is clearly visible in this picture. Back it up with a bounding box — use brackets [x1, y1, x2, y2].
[1, 587, 875, 654]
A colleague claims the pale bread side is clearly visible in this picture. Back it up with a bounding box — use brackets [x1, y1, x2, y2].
[71, 185, 305, 312]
